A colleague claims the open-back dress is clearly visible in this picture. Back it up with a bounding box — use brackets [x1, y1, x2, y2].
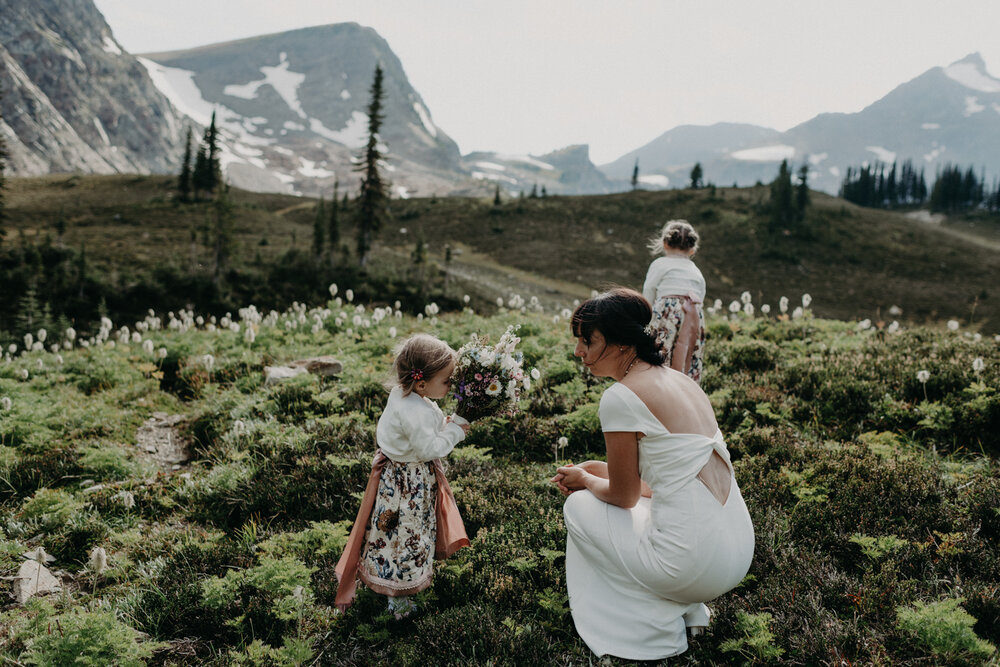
[563, 382, 755, 660]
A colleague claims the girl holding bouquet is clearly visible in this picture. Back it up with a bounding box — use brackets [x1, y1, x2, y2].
[335, 333, 471, 618]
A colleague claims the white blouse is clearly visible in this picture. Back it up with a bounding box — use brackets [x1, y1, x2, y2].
[642, 256, 706, 305]
[376, 386, 467, 462]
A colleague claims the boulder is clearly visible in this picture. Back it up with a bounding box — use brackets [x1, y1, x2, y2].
[265, 356, 343, 385]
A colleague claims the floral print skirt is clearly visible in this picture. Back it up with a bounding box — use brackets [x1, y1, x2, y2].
[650, 296, 706, 383]
[358, 458, 438, 597]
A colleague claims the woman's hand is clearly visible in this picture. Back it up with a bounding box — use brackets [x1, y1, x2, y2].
[549, 463, 590, 496]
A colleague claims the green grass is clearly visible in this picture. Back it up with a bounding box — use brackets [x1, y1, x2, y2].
[0, 294, 998, 665]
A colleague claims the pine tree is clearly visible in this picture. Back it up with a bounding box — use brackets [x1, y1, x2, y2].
[795, 163, 810, 221]
[206, 112, 221, 193]
[211, 183, 235, 285]
[0, 86, 7, 246]
[690, 162, 703, 189]
[328, 180, 341, 266]
[631, 159, 639, 190]
[493, 184, 501, 206]
[178, 126, 193, 202]
[529, 184, 538, 198]
[768, 159, 794, 232]
[355, 65, 390, 267]
[192, 143, 210, 199]
[313, 196, 326, 260]
[541, 185, 547, 197]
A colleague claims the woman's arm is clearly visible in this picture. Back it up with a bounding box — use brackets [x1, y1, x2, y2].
[572, 460, 651, 497]
[552, 432, 643, 508]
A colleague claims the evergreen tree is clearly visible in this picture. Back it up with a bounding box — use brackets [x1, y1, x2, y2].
[312, 196, 326, 260]
[768, 159, 794, 231]
[541, 185, 547, 197]
[689, 162, 704, 189]
[76, 242, 87, 298]
[328, 180, 341, 266]
[0, 86, 7, 246]
[206, 112, 221, 192]
[493, 184, 501, 206]
[529, 184, 538, 198]
[192, 143, 210, 199]
[178, 126, 193, 202]
[631, 159, 639, 190]
[355, 65, 390, 267]
[795, 163, 810, 221]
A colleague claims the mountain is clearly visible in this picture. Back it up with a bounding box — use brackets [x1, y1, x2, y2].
[139, 23, 475, 197]
[602, 53, 1000, 194]
[0, 0, 186, 175]
[462, 144, 617, 196]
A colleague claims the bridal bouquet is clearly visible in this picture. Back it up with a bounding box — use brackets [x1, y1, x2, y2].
[452, 326, 534, 421]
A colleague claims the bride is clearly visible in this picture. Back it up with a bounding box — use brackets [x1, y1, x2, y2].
[550, 287, 754, 660]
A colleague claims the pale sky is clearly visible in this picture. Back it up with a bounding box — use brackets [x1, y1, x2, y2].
[93, 0, 1000, 165]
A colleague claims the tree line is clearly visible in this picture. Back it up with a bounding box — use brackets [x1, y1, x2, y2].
[840, 159, 1000, 214]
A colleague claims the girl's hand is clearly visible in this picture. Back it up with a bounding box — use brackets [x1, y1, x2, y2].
[447, 414, 471, 434]
[549, 463, 588, 496]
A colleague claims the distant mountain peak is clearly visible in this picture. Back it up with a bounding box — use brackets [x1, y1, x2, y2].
[943, 52, 1000, 94]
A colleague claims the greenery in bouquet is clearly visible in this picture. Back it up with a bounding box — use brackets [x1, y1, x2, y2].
[452, 326, 537, 421]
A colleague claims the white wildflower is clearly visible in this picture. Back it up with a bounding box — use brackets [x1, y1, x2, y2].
[65, 327, 76, 342]
[244, 327, 256, 344]
[389, 327, 397, 338]
[743, 303, 754, 316]
[55, 354, 63, 364]
[792, 306, 804, 320]
[88, 546, 108, 574]
[947, 320, 959, 331]
[761, 304, 771, 315]
[18, 369, 29, 380]
[158, 347, 167, 359]
[7, 344, 16, 355]
[202, 354, 214, 371]
[972, 358, 985, 373]
[37, 329, 47, 343]
[24, 333, 33, 349]
[114, 490, 136, 509]
[530, 368, 541, 380]
[779, 296, 789, 313]
[329, 283, 338, 297]
[463, 294, 470, 304]
[857, 319, 871, 331]
[888, 321, 900, 334]
[802, 294, 812, 308]
[889, 305, 902, 316]
[729, 301, 740, 314]
[345, 289, 354, 302]
[916, 370, 930, 384]
[1, 397, 11, 411]
[142, 340, 154, 355]
[740, 291, 752, 305]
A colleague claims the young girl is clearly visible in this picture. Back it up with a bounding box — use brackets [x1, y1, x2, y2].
[642, 220, 707, 383]
[335, 333, 471, 617]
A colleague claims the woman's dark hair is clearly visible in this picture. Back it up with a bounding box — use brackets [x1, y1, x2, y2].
[571, 287, 665, 366]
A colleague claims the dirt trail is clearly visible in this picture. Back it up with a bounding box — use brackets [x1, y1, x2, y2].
[905, 211, 1000, 252]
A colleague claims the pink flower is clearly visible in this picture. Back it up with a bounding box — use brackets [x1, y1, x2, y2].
[475, 373, 483, 380]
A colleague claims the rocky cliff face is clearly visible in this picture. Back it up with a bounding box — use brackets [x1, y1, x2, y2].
[0, 0, 186, 175]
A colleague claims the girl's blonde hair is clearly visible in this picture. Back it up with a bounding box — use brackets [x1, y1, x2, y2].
[391, 333, 456, 396]
[647, 219, 700, 256]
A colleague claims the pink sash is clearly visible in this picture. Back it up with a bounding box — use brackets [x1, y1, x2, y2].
[669, 291, 703, 375]
[334, 450, 470, 611]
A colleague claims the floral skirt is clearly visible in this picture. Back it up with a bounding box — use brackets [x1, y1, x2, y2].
[358, 459, 438, 597]
[650, 296, 706, 383]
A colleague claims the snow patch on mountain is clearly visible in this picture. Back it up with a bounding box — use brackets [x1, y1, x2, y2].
[474, 161, 506, 171]
[93, 118, 110, 146]
[413, 102, 437, 138]
[102, 35, 121, 55]
[495, 154, 555, 170]
[638, 174, 669, 187]
[340, 90, 351, 100]
[965, 96, 986, 116]
[308, 112, 368, 148]
[224, 52, 307, 119]
[866, 146, 896, 163]
[138, 57, 221, 126]
[945, 61, 1000, 93]
[730, 144, 795, 162]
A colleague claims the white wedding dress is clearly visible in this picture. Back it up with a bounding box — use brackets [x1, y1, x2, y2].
[563, 382, 755, 660]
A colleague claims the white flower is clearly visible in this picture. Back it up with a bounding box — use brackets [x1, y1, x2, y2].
[158, 347, 167, 359]
[329, 283, 338, 297]
[486, 381, 502, 396]
[740, 291, 752, 305]
[557, 436, 568, 448]
[973, 333, 982, 342]
[7, 344, 16, 354]
[232, 420, 247, 435]
[389, 326, 397, 338]
[55, 354, 63, 364]
[888, 321, 900, 334]
[143, 340, 154, 354]
[743, 303, 754, 316]
[530, 368, 540, 380]
[345, 289, 354, 302]
[37, 329, 47, 343]
[947, 319, 959, 331]
[761, 304, 771, 315]
[802, 294, 812, 308]
[521, 376, 531, 391]
[779, 296, 789, 313]
[496, 297, 505, 308]
[728, 301, 740, 314]
[792, 306, 804, 320]
[88, 546, 108, 574]
[18, 369, 29, 380]
[508, 379, 520, 398]
[24, 333, 33, 349]
[857, 319, 871, 331]
[889, 305, 902, 316]
[394, 300, 401, 310]
[972, 358, 985, 373]
[463, 294, 470, 304]
[114, 490, 136, 509]
[916, 370, 930, 383]
[65, 327, 76, 342]
[202, 354, 214, 371]
[0, 397, 11, 411]
[561, 308, 572, 319]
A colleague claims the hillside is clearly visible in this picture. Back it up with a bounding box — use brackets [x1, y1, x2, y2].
[3, 175, 999, 336]
[0, 299, 997, 664]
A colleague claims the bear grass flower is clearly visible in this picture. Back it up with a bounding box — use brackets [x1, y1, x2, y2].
[452, 325, 532, 421]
